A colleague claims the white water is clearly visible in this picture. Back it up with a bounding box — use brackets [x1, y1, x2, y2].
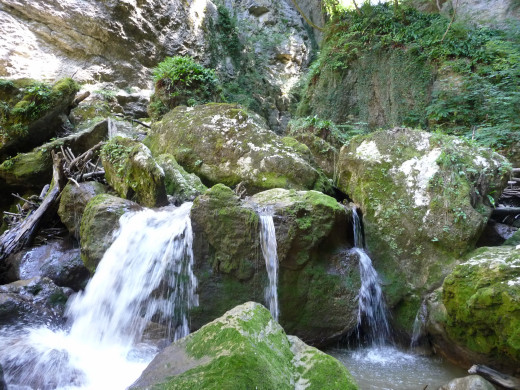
[410, 300, 428, 348]
[352, 208, 390, 346]
[259, 212, 279, 321]
[0, 203, 197, 390]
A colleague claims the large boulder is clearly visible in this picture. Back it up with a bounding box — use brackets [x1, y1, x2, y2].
[426, 246, 520, 371]
[146, 104, 331, 195]
[337, 128, 510, 332]
[5, 240, 90, 291]
[438, 375, 495, 390]
[58, 181, 110, 239]
[0, 119, 108, 190]
[79, 194, 140, 272]
[0, 78, 79, 160]
[190, 184, 360, 345]
[130, 302, 358, 390]
[101, 137, 168, 208]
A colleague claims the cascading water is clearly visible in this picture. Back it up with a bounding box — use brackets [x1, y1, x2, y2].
[410, 300, 427, 348]
[351, 207, 390, 346]
[0, 202, 197, 390]
[259, 210, 279, 322]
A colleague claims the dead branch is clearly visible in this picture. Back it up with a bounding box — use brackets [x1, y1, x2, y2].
[468, 365, 520, 389]
[71, 91, 91, 108]
[0, 151, 66, 262]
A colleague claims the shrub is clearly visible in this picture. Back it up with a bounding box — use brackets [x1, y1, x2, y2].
[149, 56, 222, 118]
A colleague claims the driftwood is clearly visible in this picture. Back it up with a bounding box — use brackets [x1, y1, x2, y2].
[468, 365, 520, 389]
[61, 141, 105, 182]
[0, 151, 66, 262]
[112, 113, 151, 129]
[71, 91, 91, 108]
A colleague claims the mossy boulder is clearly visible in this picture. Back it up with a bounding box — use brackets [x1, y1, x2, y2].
[190, 185, 359, 345]
[130, 302, 358, 390]
[101, 137, 168, 208]
[155, 154, 207, 205]
[58, 181, 110, 238]
[337, 128, 510, 333]
[0, 120, 108, 191]
[79, 194, 141, 272]
[145, 103, 332, 195]
[0, 78, 79, 160]
[436, 246, 520, 369]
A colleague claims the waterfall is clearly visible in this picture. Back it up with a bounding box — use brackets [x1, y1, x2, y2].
[259, 212, 279, 322]
[0, 202, 197, 390]
[410, 300, 427, 348]
[351, 207, 390, 346]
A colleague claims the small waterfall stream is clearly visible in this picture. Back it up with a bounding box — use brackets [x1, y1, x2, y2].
[259, 212, 279, 322]
[352, 207, 390, 346]
[0, 202, 197, 390]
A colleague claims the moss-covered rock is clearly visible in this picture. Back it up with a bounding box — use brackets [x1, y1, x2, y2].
[337, 128, 510, 333]
[145, 103, 332, 195]
[79, 194, 141, 272]
[156, 154, 207, 205]
[130, 302, 358, 390]
[439, 246, 520, 369]
[0, 78, 79, 160]
[190, 185, 359, 345]
[58, 181, 110, 238]
[504, 229, 520, 246]
[101, 137, 168, 208]
[0, 120, 108, 190]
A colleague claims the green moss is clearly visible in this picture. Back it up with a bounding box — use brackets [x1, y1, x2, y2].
[442, 246, 520, 365]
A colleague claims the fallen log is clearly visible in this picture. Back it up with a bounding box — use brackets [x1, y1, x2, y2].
[0, 151, 66, 262]
[468, 365, 520, 389]
[492, 207, 520, 219]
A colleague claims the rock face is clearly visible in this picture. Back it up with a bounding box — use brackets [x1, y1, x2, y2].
[79, 194, 140, 272]
[443, 0, 520, 25]
[130, 302, 358, 390]
[337, 128, 510, 332]
[146, 104, 331, 195]
[58, 181, 110, 239]
[0, 120, 108, 191]
[190, 184, 360, 345]
[426, 246, 520, 370]
[438, 375, 496, 390]
[0, 0, 317, 129]
[101, 137, 168, 208]
[5, 240, 89, 291]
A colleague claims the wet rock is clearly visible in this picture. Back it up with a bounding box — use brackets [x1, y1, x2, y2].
[0, 276, 73, 326]
[58, 181, 110, 239]
[337, 128, 510, 333]
[146, 104, 331, 195]
[6, 240, 89, 291]
[130, 302, 358, 390]
[190, 184, 359, 345]
[439, 375, 496, 390]
[155, 154, 207, 205]
[476, 220, 517, 247]
[426, 246, 520, 370]
[101, 137, 168, 208]
[79, 194, 141, 272]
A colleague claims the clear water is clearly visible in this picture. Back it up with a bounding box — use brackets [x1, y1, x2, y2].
[329, 346, 467, 390]
[259, 213, 279, 321]
[0, 203, 197, 390]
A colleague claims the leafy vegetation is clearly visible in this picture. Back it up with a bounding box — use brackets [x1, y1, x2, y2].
[148, 56, 222, 119]
[299, 3, 520, 149]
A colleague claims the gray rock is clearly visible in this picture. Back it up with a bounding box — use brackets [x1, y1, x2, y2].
[439, 375, 496, 390]
[0, 276, 73, 326]
[6, 240, 89, 291]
